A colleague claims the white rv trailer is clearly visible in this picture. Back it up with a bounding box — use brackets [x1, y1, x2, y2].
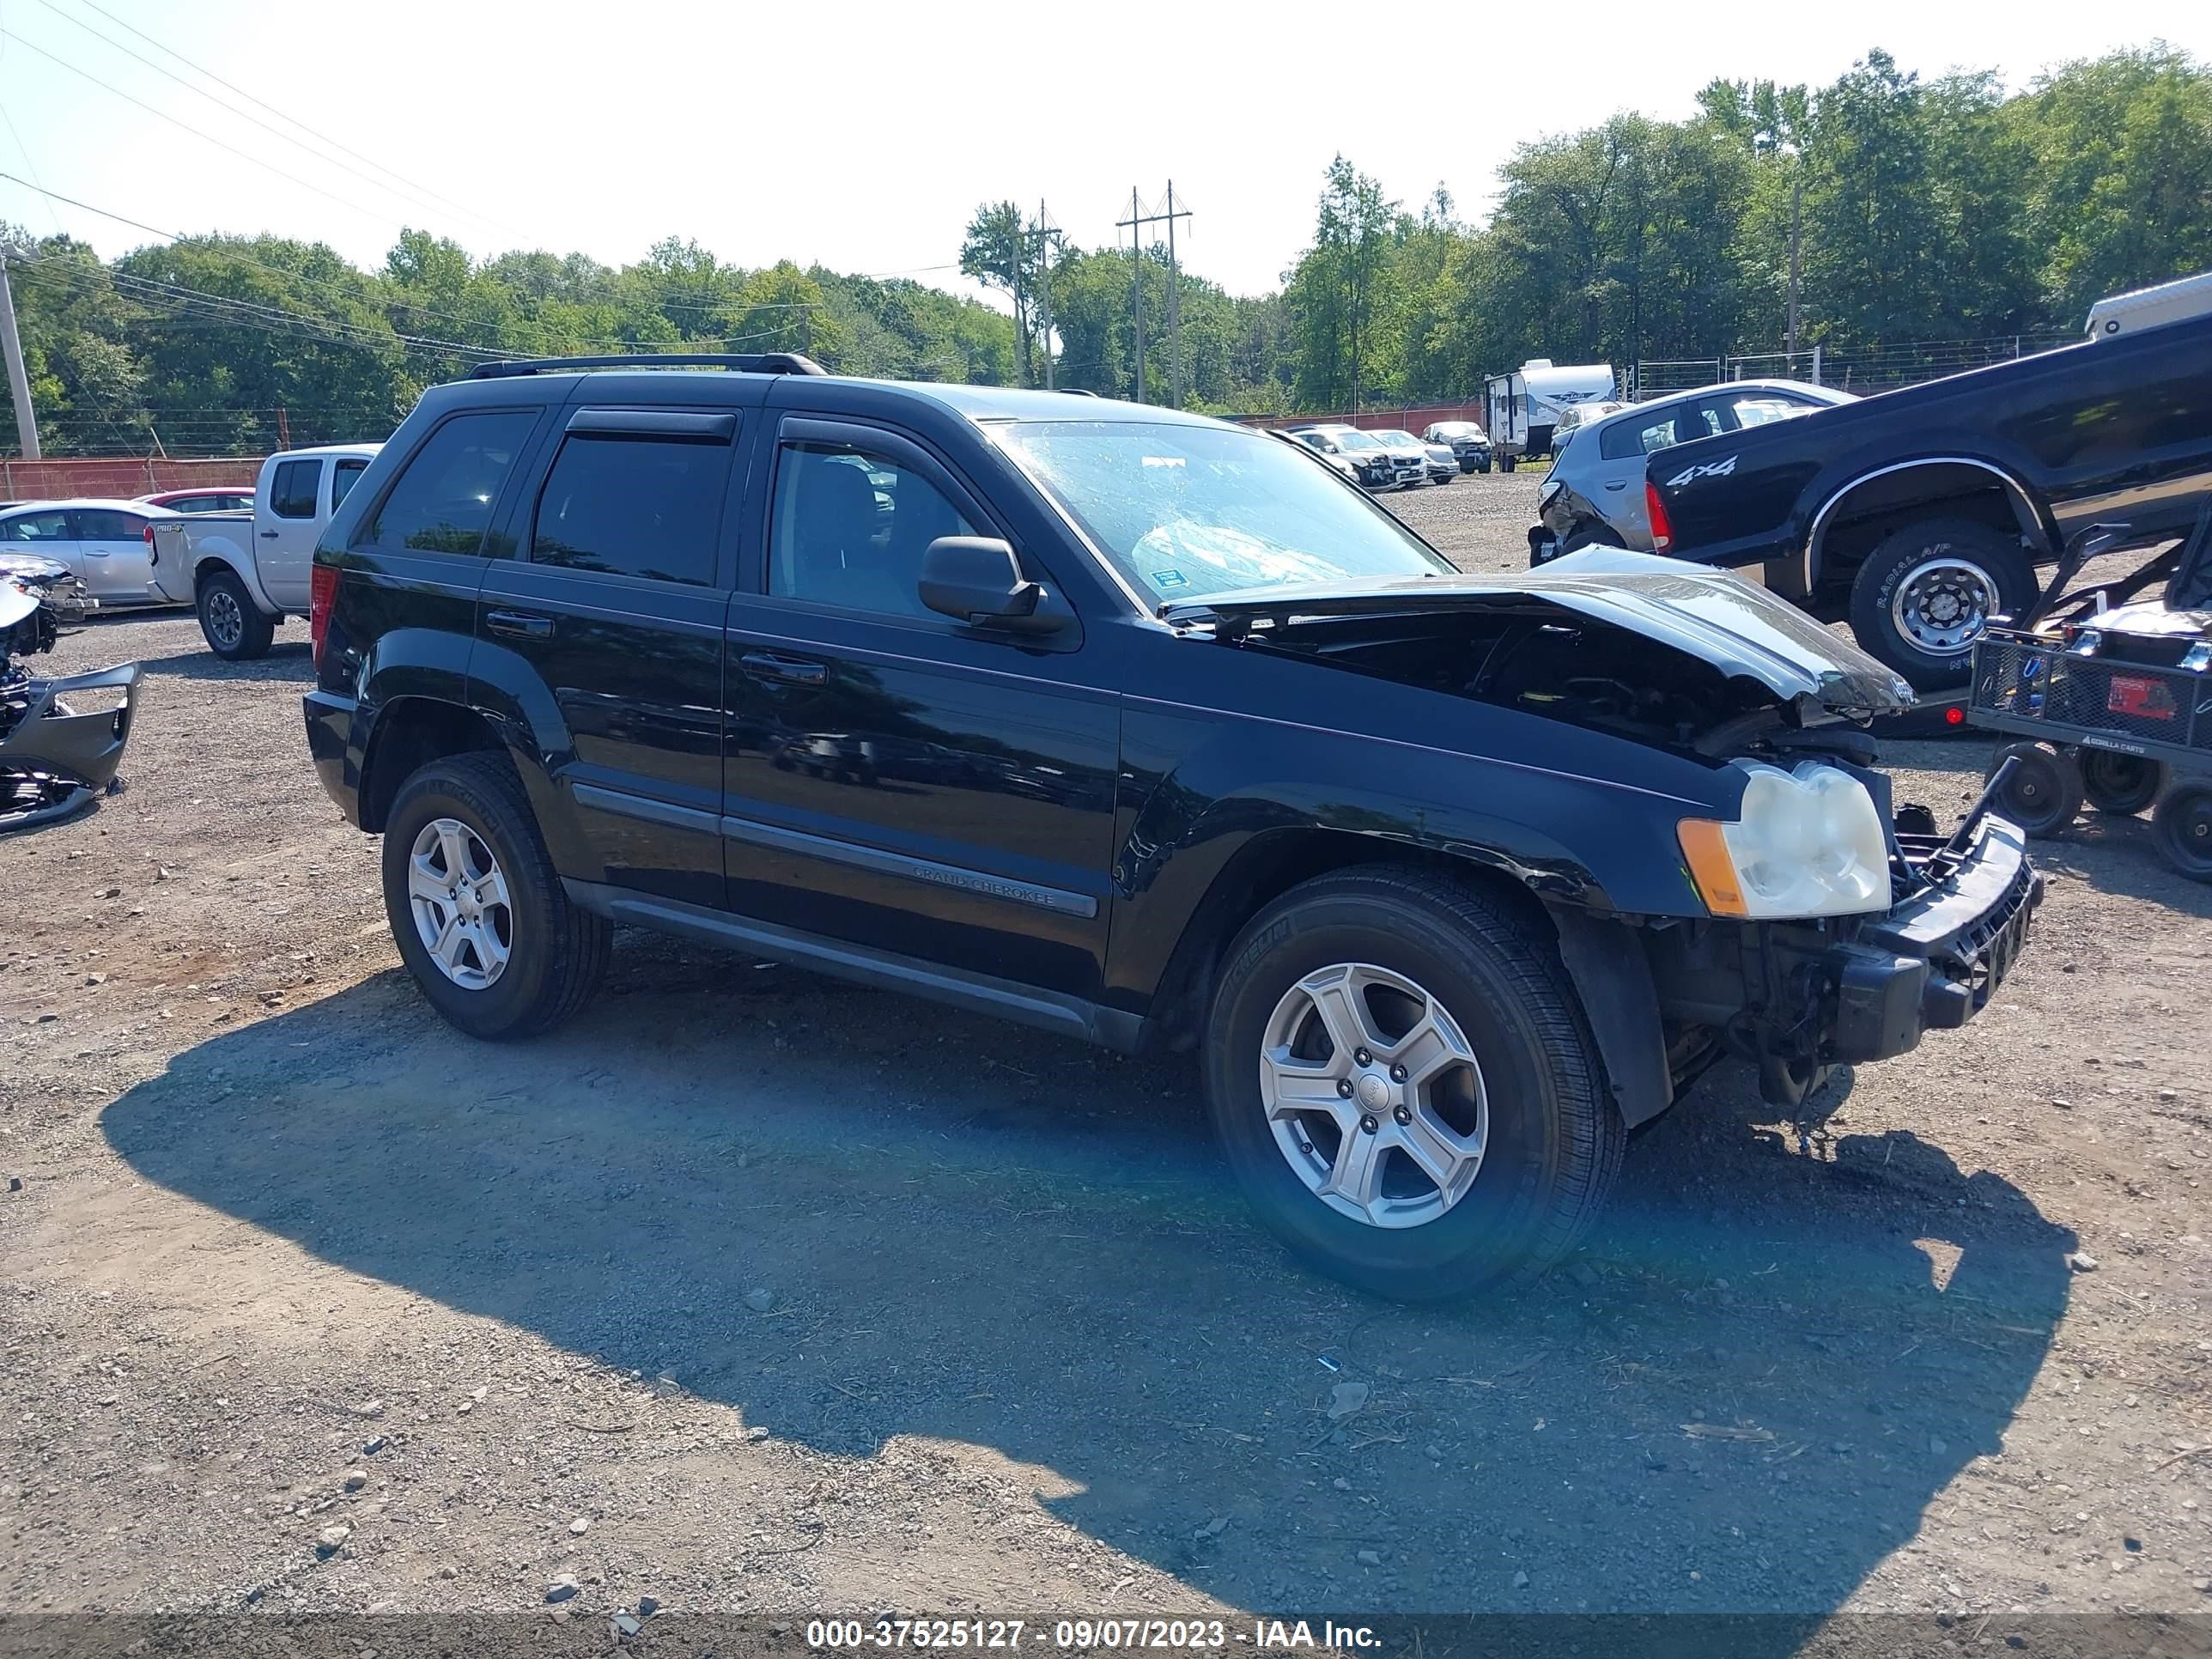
[1482, 359, 1616, 471]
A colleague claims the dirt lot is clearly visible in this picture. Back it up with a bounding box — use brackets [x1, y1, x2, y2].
[3, 471, 2209, 1630]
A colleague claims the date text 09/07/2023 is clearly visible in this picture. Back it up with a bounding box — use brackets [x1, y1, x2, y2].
[804, 1620, 1385, 1651]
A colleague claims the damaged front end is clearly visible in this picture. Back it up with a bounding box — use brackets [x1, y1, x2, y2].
[0, 579, 141, 833]
[1167, 550, 2039, 1115]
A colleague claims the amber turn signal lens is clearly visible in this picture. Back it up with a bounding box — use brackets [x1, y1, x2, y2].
[1676, 818, 1748, 917]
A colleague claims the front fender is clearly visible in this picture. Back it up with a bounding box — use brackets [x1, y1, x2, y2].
[1105, 704, 1731, 1011]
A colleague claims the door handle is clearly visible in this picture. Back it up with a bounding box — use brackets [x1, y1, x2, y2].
[486, 610, 554, 640]
[740, 652, 827, 688]
[1604, 480, 1628, 491]
[260, 530, 280, 538]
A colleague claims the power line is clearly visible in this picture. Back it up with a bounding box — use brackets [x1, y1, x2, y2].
[0, 174, 824, 355]
[27, 0, 504, 243]
[0, 29, 409, 233]
[70, 0, 523, 243]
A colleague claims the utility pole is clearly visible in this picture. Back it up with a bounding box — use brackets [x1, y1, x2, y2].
[1115, 185, 1193, 407]
[1164, 180, 1183, 409]
[1031, 201, 1058, 392]
[1785, 170, 1802, 366]
[0, 246, 41, 462]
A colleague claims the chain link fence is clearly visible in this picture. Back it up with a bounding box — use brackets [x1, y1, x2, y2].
[1630, 332, 2081, 400]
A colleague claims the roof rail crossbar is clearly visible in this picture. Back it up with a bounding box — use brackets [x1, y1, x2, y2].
[471, 352, 829, 380]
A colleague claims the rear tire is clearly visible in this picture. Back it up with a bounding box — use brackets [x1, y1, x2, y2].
[1203, 868, 1624, 1304]
[381, 753, 611, 1039]
[2081, 750, 2166, 816]
[2151, 783, 2212, 882]
[1986, 741, 2082, 839]
[1848, 519, 2036, 691]
[1500, 454, 1518, 473]
[198, 568, 275, 661]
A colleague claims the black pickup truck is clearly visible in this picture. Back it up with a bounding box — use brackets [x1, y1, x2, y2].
[302, 354, 2039, 1303]
[1644, 297, 2212, 690]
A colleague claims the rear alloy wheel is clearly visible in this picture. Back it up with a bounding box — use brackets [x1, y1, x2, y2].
[2151, 783, 2212, 883]
[1985, 740, 2082, 838]
[2080, 750, 2166, 817]
[382, 753, 611, 1038]
[1205, 868, 1623, 1302]
[196, 568, 275, 661]
[1850, 519, 2036, 691]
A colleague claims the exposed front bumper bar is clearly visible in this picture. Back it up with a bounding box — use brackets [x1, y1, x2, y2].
[1793, 817, 2040, 1085]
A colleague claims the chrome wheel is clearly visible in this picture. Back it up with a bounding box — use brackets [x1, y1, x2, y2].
[406, 817, 513, 989]
[203, 587, 243, 652]
[1259, 962, 1488, 1230]
[1890, 556, 1998, 657]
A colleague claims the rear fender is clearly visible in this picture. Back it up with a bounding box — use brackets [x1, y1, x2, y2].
[460, 637, 597, 876]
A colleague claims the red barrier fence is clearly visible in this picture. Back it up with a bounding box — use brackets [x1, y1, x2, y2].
[1238, 403, 1485, 434]
[1, 455, 264, 501]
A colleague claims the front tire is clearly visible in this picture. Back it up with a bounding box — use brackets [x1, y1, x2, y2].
[1849, 519, 2036, 691]
[1203, 868, 1624, 1303]
[197, 568, 274, 661]
[381, 753, 611, 1039]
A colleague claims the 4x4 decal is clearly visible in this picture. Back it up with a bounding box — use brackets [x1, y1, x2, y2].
[1664, 455, 1738, 488]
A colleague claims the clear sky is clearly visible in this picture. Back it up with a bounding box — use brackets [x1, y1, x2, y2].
[2, 0, 2206, 305]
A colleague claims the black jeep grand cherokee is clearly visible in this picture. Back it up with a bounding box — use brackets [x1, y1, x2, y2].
[304, 353, 2039, 1302]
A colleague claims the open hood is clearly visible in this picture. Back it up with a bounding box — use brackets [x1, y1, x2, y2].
[1161, 548, 1917, 714]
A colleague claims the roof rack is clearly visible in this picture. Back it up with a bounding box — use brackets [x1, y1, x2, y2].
[470, 352, 828, 380]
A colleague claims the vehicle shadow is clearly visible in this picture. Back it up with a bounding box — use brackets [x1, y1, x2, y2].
[100, 940, 2074, 1614]
[137, 641, 315, 684]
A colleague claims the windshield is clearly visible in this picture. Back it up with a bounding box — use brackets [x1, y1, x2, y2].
[1376, 430, 1417, 446]
[1430, 422, 1480, 439]
[1334, 430, 1382, 451]
[996, 420, 1453, 607]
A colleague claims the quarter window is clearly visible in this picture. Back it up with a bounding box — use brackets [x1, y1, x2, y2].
[768, 441, 976, 619]
[364, 410, 538, 556]
[532, 433, 732, 586]
[331, 459, 368, 508]
[270, 459, 322, 519]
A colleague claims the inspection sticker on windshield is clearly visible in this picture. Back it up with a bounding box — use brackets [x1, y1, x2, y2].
[1152, 569, 1189, 589]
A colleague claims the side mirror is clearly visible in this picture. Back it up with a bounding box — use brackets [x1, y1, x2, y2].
[919, 537, 1061, 634]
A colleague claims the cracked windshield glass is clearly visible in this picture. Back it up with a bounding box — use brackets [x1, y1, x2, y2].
[997, 422, 1451, 605]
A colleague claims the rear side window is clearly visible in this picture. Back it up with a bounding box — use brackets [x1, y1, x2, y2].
[75, 508, 146, 540]
[331, 459, 368, 508]
[270, 459, 322, 519]
[1601, 407, 1685, 461]
[532, 434, 732, 586]
[365, 411, 538, 556]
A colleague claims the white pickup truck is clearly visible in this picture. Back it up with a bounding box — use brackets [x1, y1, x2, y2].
[149, 443, 381, 659]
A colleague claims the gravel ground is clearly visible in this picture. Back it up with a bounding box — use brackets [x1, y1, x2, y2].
[3, 477, 2209, 1632]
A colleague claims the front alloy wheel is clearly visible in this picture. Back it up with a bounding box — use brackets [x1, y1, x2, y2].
[1261, 963, 1488, 1230]
[1204, 868, 1624, 1303]
[406, 817, 514, 989]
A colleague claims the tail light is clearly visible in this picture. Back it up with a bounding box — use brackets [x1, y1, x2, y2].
[1646, 481, 1674, 552]
[310, 562, 338, 668]
[143, 521, 157, 565]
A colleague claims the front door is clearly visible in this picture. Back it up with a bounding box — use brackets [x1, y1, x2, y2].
[260, 455, 325, 611]
[722, 416, 1118, 1000]
[474, 405, 739, 912]
[70, 507, 156, 603]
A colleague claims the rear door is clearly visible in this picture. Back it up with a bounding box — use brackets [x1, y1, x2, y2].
[259, 456, 325, 610]
[69, 507, 156, 602]
[473, 405, 741, 912]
